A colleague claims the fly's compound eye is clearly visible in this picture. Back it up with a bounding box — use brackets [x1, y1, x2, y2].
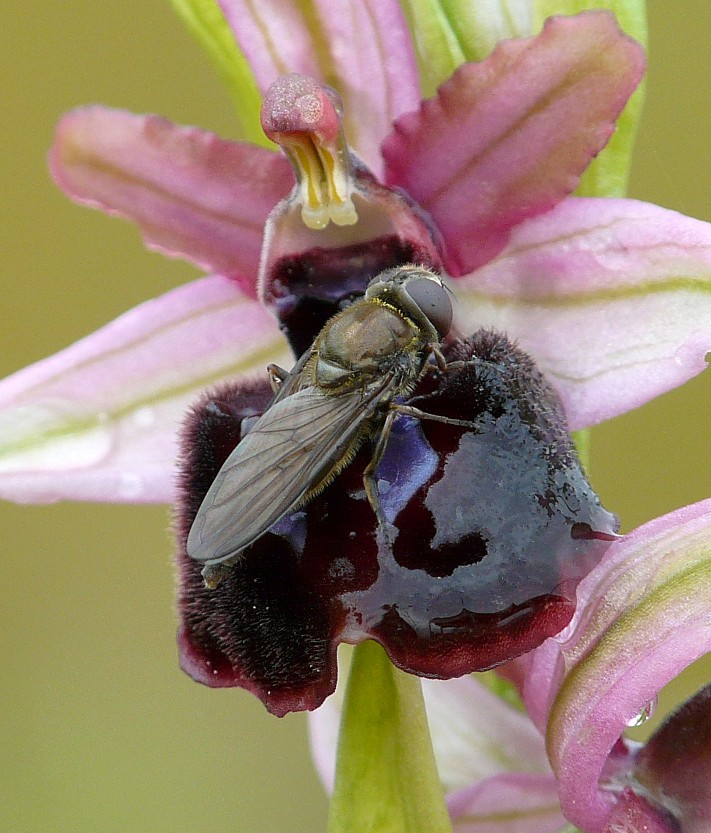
[405, 276, 453, 338]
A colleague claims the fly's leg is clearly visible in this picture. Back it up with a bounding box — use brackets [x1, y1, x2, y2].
[420, 354, 503, 425]
[431, 345, 448, 371]
[363, 408, 398, 546]
[267, 363, 289, 394]
[425, 345, 468, 375]
[363, 367, 481, 545]
[391, 403, 479, 430]
[363, 401, 477, 525]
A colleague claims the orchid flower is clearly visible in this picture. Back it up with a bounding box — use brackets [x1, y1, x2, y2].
[2, 1, 711, 833]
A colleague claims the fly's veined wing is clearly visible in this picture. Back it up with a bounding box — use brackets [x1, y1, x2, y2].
[186, 381, 392, 566]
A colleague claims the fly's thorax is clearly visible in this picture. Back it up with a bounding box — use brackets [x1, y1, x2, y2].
[313, 297, 426, 389]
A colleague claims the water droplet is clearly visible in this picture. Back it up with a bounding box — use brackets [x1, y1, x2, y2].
[0, 402, 113, 473]
[132, 406, 157, 428]
[626, 695, 658, 727]
[117, 472, 144, 499]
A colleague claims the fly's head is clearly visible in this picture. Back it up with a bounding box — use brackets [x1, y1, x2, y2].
[365, 265, 453, 346]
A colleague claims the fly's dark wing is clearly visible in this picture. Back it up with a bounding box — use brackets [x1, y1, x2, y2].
[186, 380, 392, 566]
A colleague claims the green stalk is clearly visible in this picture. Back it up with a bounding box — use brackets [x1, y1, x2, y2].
[328, 641, 452, 833]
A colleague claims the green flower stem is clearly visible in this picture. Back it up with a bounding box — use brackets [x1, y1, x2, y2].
[556, 2, 641, 820]
[549, 2, 647, 465]
[534, 0, 647, 197]
[168, 0, 269, 147]
[328, 641, 452, 833]
[399, 0, 467, 96]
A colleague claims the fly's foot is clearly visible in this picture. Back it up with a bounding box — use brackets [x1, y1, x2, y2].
[201, 561, 235, 589]
[267, 363, 289, 393]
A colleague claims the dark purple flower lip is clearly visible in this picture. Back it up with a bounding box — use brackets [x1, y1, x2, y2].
[175, 331, 617, 716]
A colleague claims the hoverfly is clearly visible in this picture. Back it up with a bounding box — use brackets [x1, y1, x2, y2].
[187, 264, 474, 586]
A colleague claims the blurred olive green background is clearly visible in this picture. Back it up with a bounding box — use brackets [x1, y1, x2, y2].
[1, 2, 710, 831]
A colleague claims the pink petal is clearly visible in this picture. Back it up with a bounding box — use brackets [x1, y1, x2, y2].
[448, 773, 565, 833]
[307, 649, 348, 793]
[454, 197, 711, 430]
[382, 11, 645, 276]
[0, 277, 287, 504]
[50, 107, 293, 293]
[524, 499, 711, 832]
[421, 678, 552, 795]
[217, 0, 420, 174]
